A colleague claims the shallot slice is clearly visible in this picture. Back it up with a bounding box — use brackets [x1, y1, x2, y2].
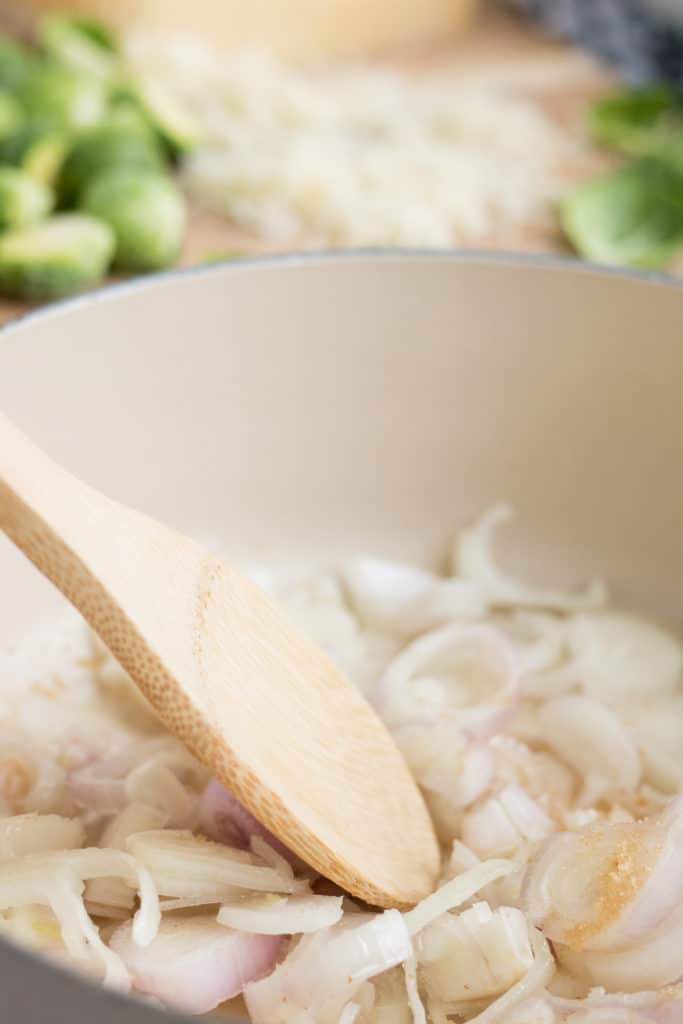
[68, 737, 204, 815]
[0, 813, 83, 859]
[199, 779, 298, 865]
[455, 506, 606, 612]
[342, 557, 486, 636]
[218, 893, 342, 934]
[537, 695, 641, 796]
[524, 796, 683, 953]
[418, 902, 534, 1003]
[374, 623, 519, 739]
[557, 900, 683, 992]
[245, 910, 412, 1024]
[110, 913, 285, 1014]
[462, 785, 553, 859]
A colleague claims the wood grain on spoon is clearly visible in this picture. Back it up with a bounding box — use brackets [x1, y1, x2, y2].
[0, 411, 439, 908]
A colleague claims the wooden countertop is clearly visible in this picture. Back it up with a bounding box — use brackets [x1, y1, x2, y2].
[0, 7, 620, 327]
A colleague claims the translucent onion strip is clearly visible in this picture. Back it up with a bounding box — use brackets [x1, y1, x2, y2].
[245, 910, 412, 1024]
[466, 928, 555, 1023]
[86, 803, 167, 915]
[342, 557, 486, 636]
[0, 813, 84, 859]
[126, 830, 295, 897]
[218, 893, 343, 934]
[374, 624, 520, 739]
[455, 505, 606, 611]
[404, 860, 515, 936]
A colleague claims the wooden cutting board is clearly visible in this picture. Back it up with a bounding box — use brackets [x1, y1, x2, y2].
[0, 8, 618, 327]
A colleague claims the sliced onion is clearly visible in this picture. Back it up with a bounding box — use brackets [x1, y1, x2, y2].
[125, 758, 195, 827]
[619, 696, 683, 792]
[68, 737, 204, 815]
[0, 814, 83, 859]
[374, 623, 519, 738]
[557, 900, 683, 992]
[0, 904, 67, 959]
[49, 873, 130, 988]
[418, 902, 534, 1003]
[491, 738, 576, 815]
[0, 847, 159, 983]
[0, 735, 67, 816]
[111, 912, 285, 1014]
[403, 956, 426, 1024]
[199, 779, 300, 866]
[493, 997, 555, 1024]
[537, 695, 641, 795]
[393, 722, 494, 806]
[126, 830, 294, 898]
[524, 796, 683, 952]
[507, 612, 567, 676]
[86, 804, 167, 914]
[218, 894, 342, 934]
[567, 612, 683, 707]
[462, 786, 553, 859]
[404, 859, 515, 936]
[282, 572, 366, 679]
[338, 1001, 362, 1024]
[466, 928, 555, 1023]
[371, 968, 413, 1024]
[548, 984, 683, 1023]
[245, 910, 412, 1024]
[342, 557, 486, 636]
[454, 506, 606, 612]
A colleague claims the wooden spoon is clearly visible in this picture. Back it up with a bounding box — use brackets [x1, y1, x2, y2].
[0, 411, 439, 908]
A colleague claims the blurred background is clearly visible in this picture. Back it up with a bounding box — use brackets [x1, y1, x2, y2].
[0, 0, 681, 317]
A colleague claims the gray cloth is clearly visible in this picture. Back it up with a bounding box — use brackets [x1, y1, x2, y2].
[505, 0, 683, 85]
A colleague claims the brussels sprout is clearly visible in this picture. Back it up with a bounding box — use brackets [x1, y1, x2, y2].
[0, 166, 54, 228]
[0, 37, 36, 93]
[81, 169, 186, 271]
[19, 64, 107, 131]
[115, 78, 199, 157]
[561, 157, 683, 270]
[589, 87, 683, 156]
[38, 14, 119, 83]
[0, 91, 24, 143]
[58, 109, 164, 205]
[0, 120, 69, 186]
[0, 212, 114, 299]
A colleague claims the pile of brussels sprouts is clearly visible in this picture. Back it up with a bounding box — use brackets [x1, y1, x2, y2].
[0, 14, 197, 301]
